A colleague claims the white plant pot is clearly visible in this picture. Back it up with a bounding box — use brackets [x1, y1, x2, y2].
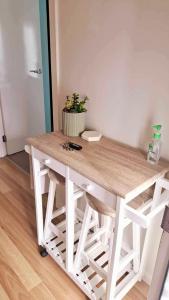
[62, 111, 86, 137]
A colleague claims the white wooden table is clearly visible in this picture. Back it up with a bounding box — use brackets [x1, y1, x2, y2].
[27, 131, 169, 300]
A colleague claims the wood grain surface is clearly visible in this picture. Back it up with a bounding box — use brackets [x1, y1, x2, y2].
[27, 131, 169, 199]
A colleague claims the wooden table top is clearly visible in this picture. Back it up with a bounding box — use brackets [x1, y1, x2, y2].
[27, 131, 169, 199]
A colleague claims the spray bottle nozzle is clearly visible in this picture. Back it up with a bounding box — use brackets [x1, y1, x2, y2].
[152, 124, 162, 131]
[152, 124, 162, 140]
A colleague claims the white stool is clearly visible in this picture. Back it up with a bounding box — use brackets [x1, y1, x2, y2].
[43, 169, 94, 266]
[74, 193, 140, 299]
[75, 193, 115, 270]
[44, 169, 65, 240]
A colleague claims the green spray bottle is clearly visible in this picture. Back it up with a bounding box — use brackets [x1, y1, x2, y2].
[147, 124, 162, 164]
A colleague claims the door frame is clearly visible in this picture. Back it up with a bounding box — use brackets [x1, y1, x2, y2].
[39, 0, 53, 132]
[48, 0, 59, 131]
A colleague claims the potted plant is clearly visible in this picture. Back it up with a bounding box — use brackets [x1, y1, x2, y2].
[62, 92, 89, 136]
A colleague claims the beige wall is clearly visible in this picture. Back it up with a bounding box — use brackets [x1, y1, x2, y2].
[56, 0, 169, 284]
[57, 0, 169, 160]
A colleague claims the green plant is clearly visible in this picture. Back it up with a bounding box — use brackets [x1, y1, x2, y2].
[63, 92, 89, 113]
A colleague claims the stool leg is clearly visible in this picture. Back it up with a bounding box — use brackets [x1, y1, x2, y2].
[92, 209, 99, 231]
[74, 203, 93, 270]
[101, 215, 112, 245]
[132, 223, 140, 273]
[106, 197, 125, 299]
[44, 179, 57, 240]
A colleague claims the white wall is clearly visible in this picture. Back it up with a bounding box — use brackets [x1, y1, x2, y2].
[56, 0, 169, 284]
[58, 0, 169, 159]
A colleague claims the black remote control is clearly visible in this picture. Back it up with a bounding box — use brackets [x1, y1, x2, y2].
[68, 142, 82, 151]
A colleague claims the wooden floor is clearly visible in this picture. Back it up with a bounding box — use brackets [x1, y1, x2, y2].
[0, 158, 149, 300]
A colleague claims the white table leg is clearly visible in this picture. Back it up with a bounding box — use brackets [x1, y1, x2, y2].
[106, 197, 125, 299]
[66, 167, 75, 272]
[132, 223, 140, 273]
[32, 152, 44, 246]
[139, 181, 162, 280]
